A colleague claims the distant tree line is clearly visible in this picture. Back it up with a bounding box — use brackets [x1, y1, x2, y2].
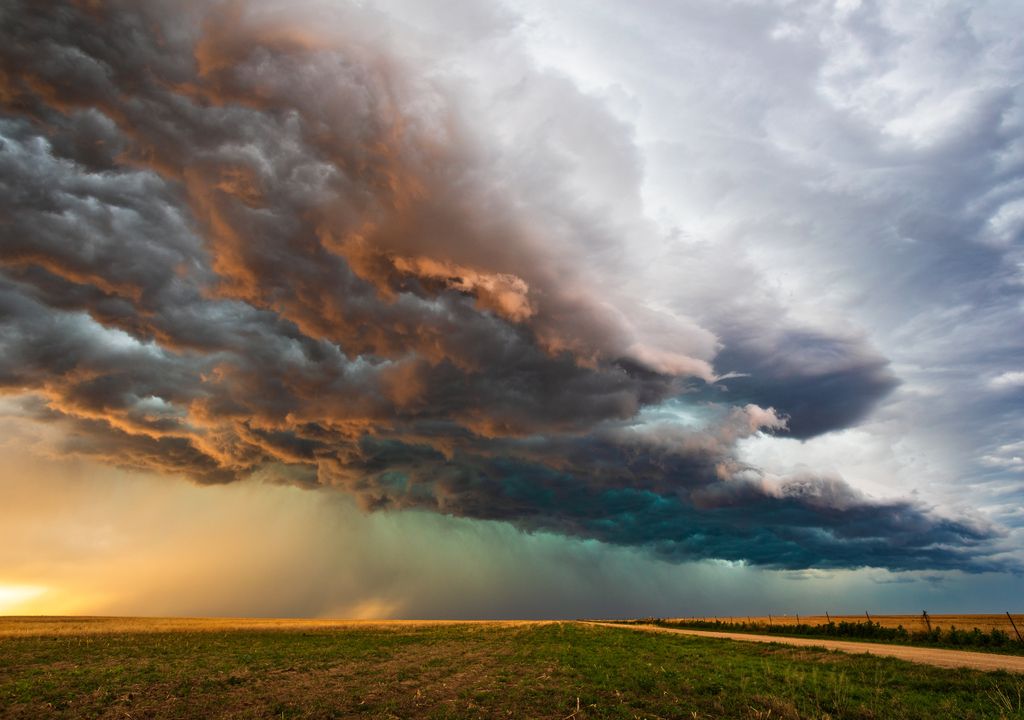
[621, 618, 1024, 655]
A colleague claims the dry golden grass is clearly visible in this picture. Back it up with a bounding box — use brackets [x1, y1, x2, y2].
[0, 616, 547, 638]
[667, 613, 1024, 634]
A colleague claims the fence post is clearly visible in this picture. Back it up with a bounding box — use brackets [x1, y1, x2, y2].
[922, 611, 932, 632]
[1008, 612, 1024, 643]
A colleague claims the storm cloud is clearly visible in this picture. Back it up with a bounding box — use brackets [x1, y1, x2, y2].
[0, 0, 1012, 572]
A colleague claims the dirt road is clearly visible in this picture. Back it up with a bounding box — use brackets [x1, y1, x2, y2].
[589, 622, 1024, 673]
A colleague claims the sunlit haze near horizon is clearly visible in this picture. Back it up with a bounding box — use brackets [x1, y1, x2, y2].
[0, 0, 1022, 618]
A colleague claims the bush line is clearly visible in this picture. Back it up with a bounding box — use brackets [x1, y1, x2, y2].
[619, 618, 1024, 653]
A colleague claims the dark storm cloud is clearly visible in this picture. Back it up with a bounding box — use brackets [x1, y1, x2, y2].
[0, 0, 1010, 571]
[316, 430, 1006, 572]
[711, 329, 899, 439]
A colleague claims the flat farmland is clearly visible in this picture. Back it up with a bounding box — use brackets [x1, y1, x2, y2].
[0, 617, 504, 638]
[3, 617, 1024, 719]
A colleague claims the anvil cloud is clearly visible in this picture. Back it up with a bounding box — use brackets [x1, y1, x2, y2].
[0, 0, 1019, 576]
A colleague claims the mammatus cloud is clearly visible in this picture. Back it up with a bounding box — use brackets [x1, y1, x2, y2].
[0, 0, 1010, 571]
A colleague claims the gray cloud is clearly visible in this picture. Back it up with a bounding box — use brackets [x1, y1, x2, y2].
[0, 0, 1013, 572]
[710, 329, 899, 439]
[512, 0, 1023, 527]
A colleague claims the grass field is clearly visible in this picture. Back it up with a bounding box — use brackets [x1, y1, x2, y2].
[3, 618, 1024, 719]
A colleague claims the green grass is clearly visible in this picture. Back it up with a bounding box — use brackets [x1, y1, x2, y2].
[1, 621, 1023, 719]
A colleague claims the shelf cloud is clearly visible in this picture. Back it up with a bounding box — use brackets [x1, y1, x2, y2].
[0, 0, 1015, 574]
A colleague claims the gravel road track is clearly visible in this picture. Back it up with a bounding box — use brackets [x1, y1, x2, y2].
[589, 622, 1024, 673]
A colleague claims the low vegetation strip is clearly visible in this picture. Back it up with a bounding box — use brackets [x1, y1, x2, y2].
[610, 617, 1024, 656]
[2, 618, 1024, 719]
[682, 614, 1024, 635]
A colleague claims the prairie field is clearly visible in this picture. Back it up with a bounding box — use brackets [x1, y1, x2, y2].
[0, 617, 512, 638]
[3, 617, 1024, 719]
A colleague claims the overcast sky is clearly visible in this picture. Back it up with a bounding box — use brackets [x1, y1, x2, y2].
[0, 0, 1022, 617]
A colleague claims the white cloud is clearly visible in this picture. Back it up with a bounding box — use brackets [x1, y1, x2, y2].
[990, 371, 1024, 391]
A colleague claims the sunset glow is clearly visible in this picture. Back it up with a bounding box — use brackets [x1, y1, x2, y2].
[0, 585, 46, 614]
